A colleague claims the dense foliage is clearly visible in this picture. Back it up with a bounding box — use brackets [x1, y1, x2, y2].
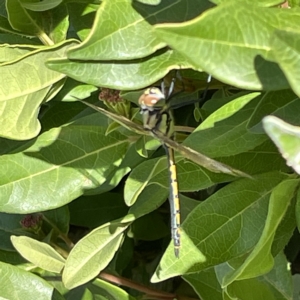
[1, 0, 300, 299]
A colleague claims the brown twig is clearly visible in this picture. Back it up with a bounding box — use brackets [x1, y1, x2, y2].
[99, 271, 176, 299]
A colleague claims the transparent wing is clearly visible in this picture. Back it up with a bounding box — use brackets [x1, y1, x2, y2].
[82, 101, 250, 178]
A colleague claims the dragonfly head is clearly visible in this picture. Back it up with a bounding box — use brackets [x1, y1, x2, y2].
[139, 87, 166, 110]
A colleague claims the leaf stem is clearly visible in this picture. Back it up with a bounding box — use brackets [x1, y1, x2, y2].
[99, 271, 175, 300]
[38, 31, 54, 46]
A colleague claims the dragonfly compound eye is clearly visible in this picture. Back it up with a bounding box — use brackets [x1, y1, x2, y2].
[139, 87, 165, 108]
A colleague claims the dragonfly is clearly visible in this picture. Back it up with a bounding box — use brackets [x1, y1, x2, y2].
[82, 77, 249, 258]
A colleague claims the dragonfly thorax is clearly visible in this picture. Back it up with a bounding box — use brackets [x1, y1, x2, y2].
[139, 87, 173, 137]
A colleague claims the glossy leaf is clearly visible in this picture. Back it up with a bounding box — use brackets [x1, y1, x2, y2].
[183, 268, 223, 300]
[0, 261, 64, 300]
[67, 0, 166, 60]
[263, 116, 300, 174]
[46, 49, 195, 90]
[270, 30, 300, 99]
[63, 221, 129, 289]
[22, 0, 63, 11]
[223, 179, 299, 286]
[67, 2, 99, 41]
[0, 44, 41, 63]
[152, 172, 288, 282]
[11, 235, 65, 273]
[184, 92, 267, 158]
[0, 40, 77, 140]
[68, 0, 213, 60]
[225, 277, 279, 300]
[65, 278, 136, 300]
[0, 113, 130, 213]
[154, 2, 294, 90]
[221, 252, 292, 300]
[6, 0, 41, 35]
[248, 89, 298, 133]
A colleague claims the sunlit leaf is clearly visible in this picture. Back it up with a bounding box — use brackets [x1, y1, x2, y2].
[154, 2, 294, 90]
[0, 261, 64, 300]
[0, 40, 77, 140]
[223, 179, 299, 286]
[63, 221, 129, 289]
[152, 172, 288, 282]
[263, 116, 300, 174]
[11, 236, 65, 273]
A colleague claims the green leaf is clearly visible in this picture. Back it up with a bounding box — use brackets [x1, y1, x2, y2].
[0, 44, 41, 63]
[46, 49, 195, 90]
[67, 2, 99, 41]
[223, 179, 299, 286]
[199, 92, 260, 130]
[43, 205, 70, 235]
[270, 30, 300, 99]
[136, 0, 161, 4]
[67, 0, 166, 60]
[151, 171, 288, 282]
[271, 190, 296, 256]
[0, 261, 64, 300]
[0, 40, 77, 140]
[63, 221, 129, 289]
[87, 143, 146, 196]
[0, 113, 130, 213]
[0, 213, 38, 251]
[0, 15, 28, 36]
[65, 278, 136, 300]
[212, 0, 283, 5]
[45, 5, 69, 44]
[11, 235, 65, 273]
[262, 252, 293, 299]
[0, 248, 26, 265]
[225, 277, 278, 300]
[52, 79, 98, 102]
[293, 274, 300, 300]
[154, 2, 293, 90]
[220, 252, 293, 300]
[69, 193, 128, 228]
[6, 0, 42, 35]
[218, 140, 290, 176]
[22, 0, 63, 11]
[183, 268, 223, 300]
[248, 90, 298, 134]
[68, 0, 213, 60]
[295, 189, 300, 233]
[126, 154, 237, 220]
[39, 100, 93, 131]
[125, 156, 168, 207]
[89, 279, 136, 300]
[184, 92, 267, 158]
[263, 116, 300, 174]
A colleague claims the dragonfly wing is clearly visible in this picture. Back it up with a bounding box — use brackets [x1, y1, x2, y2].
[82, 101, 146, 135]
[82, 101, 250, 178]
[155, 130, 250, 178]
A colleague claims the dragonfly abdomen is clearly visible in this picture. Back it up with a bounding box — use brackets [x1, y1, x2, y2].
[165, 144, 181, 258]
